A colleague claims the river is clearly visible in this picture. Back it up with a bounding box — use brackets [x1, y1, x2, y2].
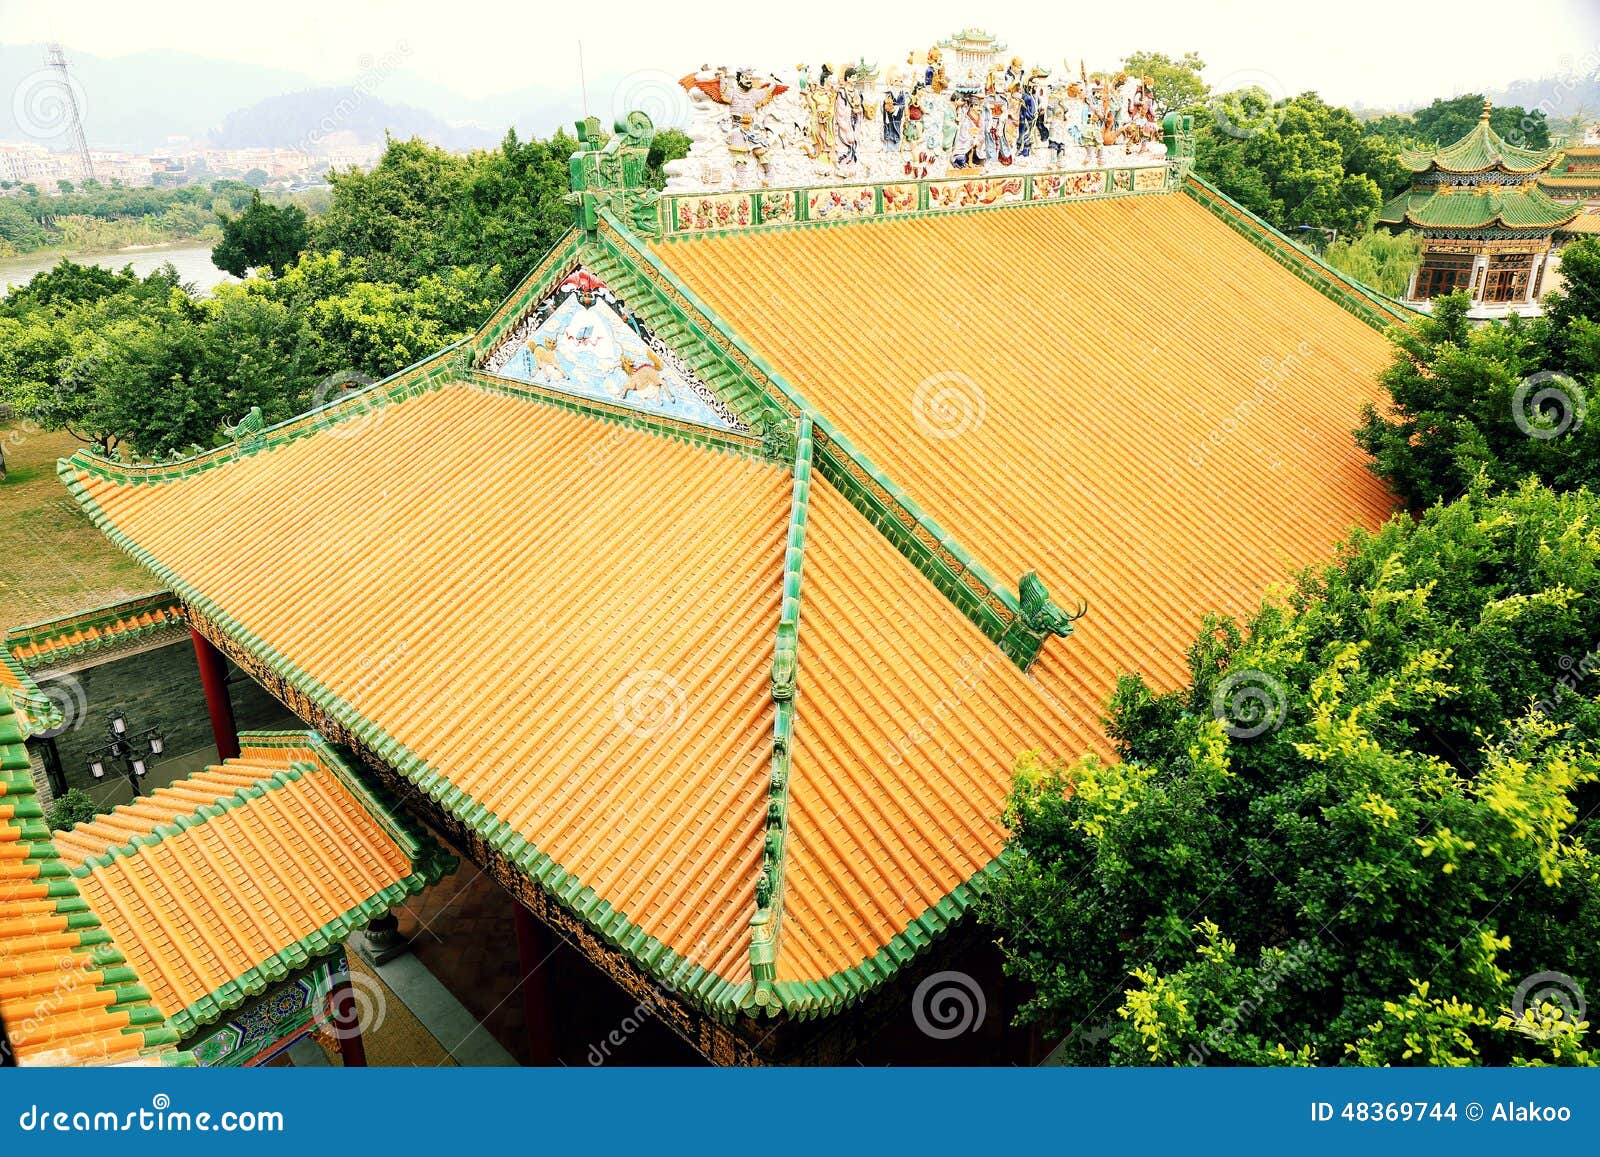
[0, 243, 238, 297]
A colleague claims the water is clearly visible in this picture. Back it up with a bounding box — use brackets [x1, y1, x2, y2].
[0, 242, 238, 298]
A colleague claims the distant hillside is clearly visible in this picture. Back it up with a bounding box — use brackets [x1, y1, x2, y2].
[208, 87, 499, 150]
[1489, 73, 1600, 135]
[0, 42, 589, 154]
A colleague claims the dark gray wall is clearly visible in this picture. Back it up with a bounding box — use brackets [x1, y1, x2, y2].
[33, 637, 299, 797]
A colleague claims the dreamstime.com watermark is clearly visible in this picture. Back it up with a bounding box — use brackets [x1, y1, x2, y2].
[912, 970, 986, 1040]
[15, 1095, 284, 1134]
[1186, 938, 1315, 1064]
[1211, 668, 1289, 740]
[1513, 371, 1586, 441]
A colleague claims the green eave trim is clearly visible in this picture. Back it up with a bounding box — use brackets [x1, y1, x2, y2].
[60, 343, 468, 486]
[6, 591, 184, 670]
[0, 689, 193, 1066]
[55, 480, 753, 1022]
[1183, 175, 1419, 330]
[769, 856, 1006, 1020]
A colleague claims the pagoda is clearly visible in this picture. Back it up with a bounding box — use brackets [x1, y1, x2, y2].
[1379, 101, 1577, 317]
[1539, 124, 1600, 248]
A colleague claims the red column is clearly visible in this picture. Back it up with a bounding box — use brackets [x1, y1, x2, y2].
[328, 977, 367, 1067]
[513, 904, 558, 1065]
[190, 627, 240, 761]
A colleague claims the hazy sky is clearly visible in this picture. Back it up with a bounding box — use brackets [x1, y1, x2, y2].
[3, 0, 1597, 109]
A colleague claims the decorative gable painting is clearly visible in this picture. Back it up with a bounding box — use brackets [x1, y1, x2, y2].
[482, 269, 744, 431]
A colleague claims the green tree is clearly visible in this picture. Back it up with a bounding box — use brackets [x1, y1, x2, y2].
[47, 788, 98, 831]
[1323, 230, 1422, 298]
[982, 481, 1600, 1066]
[1196, 92, 1385, 236]
[1412, 94, 1550, 150]
[1122, 51, 1209, 113]
[1356, 247, 1600, 509]
[212, 191, 309, 278]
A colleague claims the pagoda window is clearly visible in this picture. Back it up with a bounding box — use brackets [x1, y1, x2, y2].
[1483, 253, 1535, 303]
[1413, 252, 1475, 300]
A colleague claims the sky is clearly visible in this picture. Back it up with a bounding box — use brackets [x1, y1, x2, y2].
[2, 0, 1597, 110]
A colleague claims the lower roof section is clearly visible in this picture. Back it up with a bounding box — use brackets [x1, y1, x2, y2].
[651, 190, 1398, 694]
[60, 374, 1105, 1019]
[53, 732, 452, 1037]
[0, 688, 184, 1067]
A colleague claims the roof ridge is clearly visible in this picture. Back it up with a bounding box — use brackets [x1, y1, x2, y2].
[747, 414, 811, 1014]
[57, 341, 467, 485]
[61, 760, 314, 875]
[596, 208, 1084, 670]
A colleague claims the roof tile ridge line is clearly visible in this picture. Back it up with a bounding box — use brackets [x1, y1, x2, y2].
[464, 367, 765, 460]
[595, 210, 1082, 670]
[582, 226, 780, 434]
[66, 763, 312, 877]
[5, 591, 180, 653]
[0, 690, 187, 1064]
[469, 229, 582, 363]
[1182, 173, 1420, 329]
[747, 415, 811, 1015]
[294, 732, 457, 885]
[58, 341, 467, 485]
[57, 478, 752, 1021]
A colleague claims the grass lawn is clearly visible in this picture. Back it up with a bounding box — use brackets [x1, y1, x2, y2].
[0, 423, 153, 629]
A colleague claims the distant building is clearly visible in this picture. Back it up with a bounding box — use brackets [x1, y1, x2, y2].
[1379, 101, 1581, 318]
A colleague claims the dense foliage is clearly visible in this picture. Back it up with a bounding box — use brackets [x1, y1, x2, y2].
[0, 181, 264, 257]
[46, 788, 98, 831]
[1320, 230, 1422, 299]
[983, 481, 1599, 1066]
[1356, 240, 1600, 509]
[1365, 94, 1551, 151]
[0, 253, 494, 456]
[212, 191, 310, 277]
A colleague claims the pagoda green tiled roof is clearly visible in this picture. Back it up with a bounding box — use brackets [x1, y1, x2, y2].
[1398, 110, 1560, 175]
[1377, 185, 1579, 231]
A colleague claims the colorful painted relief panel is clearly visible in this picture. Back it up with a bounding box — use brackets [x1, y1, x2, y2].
[673, 192, 754, 232]
[483, 268, 744, 431]
[188, 957, 341, 1068]
[1031, 170, 1107, 200]
[1134, 165, 1168, 191]
[928, 175, 1025, 211]
[808, 185, 877, 221]
[1112, 168, 1135, 192]
[759, 189, 798, 224]
[880, 182, 919, 214]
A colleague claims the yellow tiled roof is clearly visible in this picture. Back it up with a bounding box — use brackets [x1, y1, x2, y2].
[53, 734, 449, 1036]
[652, 192, 1398, 693]
[0, 688, 183, 1067]
[57, 184, 1401, 1023]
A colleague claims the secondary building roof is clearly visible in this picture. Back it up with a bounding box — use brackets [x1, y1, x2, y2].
[53, 732, 452, 1037]
[0, 716, 449, 1063]
[1398, 107, 1561, 175]
[1377, 185, 1579, 231]
[0, 687, 183, 1066]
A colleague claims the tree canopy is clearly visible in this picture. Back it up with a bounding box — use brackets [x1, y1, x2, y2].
[1356, 240, 1600, 509]
[212, 191, 310, 277]
[983, 481, 1599, 1066]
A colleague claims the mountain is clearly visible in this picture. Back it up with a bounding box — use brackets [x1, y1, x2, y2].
[1, 43, 313, 149]
[208, 87, 499, 151]
[1, 42, 606, 154]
